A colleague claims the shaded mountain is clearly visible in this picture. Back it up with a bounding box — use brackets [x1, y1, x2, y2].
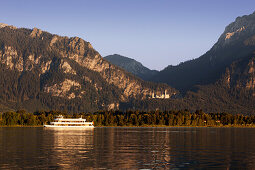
[129, 54, 255, 114]
[0, 24, 177, 113]
[104, 54, 158, 80]
[153, 11, 255, 93]
[127, 12, 255, 114]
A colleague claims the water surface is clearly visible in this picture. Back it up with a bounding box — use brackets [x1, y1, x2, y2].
[0, 127, 255, 169]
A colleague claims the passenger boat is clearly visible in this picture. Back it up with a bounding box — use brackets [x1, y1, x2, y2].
[43, 115, 94, 128]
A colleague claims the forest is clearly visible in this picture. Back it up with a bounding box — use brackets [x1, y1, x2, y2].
[0, 110, 255, 127]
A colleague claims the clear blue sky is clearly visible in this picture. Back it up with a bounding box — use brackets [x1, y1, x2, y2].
[1, 0, 255, 70]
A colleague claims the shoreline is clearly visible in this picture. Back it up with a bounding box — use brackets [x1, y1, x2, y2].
[95, 125, 255, 128]
[1, 125, 255, 128]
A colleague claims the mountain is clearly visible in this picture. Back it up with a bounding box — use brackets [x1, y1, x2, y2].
[104, 54, 158, 80]
[129, 11, 255, 114]
[153, 11, 255, 93]
[130, 53, 255, 114]
[0, 24, 177, 112]
[1, 11, 255, 114]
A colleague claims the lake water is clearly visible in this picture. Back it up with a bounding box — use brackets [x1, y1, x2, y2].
[0, 127, 255, 169]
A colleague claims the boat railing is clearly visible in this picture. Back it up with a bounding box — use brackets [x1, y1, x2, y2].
[56, 115, 64, 119]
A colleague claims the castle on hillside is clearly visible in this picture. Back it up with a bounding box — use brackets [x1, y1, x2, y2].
[151, 90, 170, 99]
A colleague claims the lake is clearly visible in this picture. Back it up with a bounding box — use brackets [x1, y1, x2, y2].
[0, 127, 255, 169]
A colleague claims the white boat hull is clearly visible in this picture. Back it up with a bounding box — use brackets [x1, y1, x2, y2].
[44, 125, 94, 128]
[44, 115, 94, 128]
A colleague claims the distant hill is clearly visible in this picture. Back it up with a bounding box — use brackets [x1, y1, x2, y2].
[104, 54, 158, 80]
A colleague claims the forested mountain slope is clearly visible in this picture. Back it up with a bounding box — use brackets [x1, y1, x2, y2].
[0, 24, 177, 112]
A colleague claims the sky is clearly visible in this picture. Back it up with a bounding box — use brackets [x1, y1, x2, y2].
[0, 0, 255, 70]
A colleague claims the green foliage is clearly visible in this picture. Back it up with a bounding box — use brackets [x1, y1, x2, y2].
[1, 110, 255, 127]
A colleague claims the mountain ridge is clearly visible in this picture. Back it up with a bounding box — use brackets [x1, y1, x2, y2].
[101, 12, 255, 114]
[1, 10, 255, 114]
[104, 54, 158, 80]
[0, 25, 177, 112]
[152, 12, 255, 93]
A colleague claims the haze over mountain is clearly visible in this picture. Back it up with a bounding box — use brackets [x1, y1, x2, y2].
[104, 54, 158, 80]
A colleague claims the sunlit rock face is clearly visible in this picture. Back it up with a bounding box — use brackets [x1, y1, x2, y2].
[0, 23, 9, 28]
[215, 11, 255, 48]
[0, 46, 22, 71]
[59, 60, 76, 75]
[225, 26, 245, 40]
[0, 23, 177, 112]
[0, 23, 16, 29]
[43, 79, 81, 98]
[222, 56, 255, 90]
[30, 28, 43, 38]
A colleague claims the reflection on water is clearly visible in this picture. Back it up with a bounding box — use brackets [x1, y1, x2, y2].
[1, 127, 255, 169]
[45, 128, 94, 169]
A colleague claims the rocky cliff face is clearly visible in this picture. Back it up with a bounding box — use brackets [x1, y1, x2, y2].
[216, 12, 255, 47]
[222, 55, 255, 91]
[0, 24, 177, 112]
[104, 54, 158, 81]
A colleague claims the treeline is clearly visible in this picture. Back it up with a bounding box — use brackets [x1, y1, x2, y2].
[1, 110, 255, 127]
